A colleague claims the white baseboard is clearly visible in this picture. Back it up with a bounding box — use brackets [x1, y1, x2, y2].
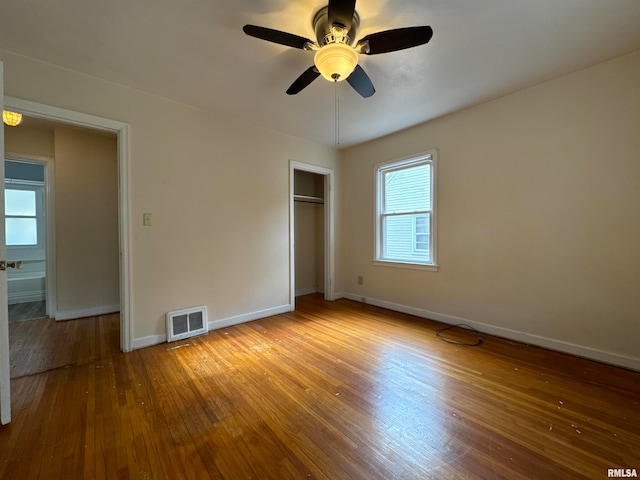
[295, 287, 319, 297]
[208, 304, 291, 330]
[132, 333, 166, 350]
[131, 303, 293, 351]
[8, 291, 46, 305]
[342, 293, 640, 372]
[131, 333, 167, 350]
[55, 304, 120, 321]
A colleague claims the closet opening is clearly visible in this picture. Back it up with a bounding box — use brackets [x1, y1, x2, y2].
[289, 162, 335, 310]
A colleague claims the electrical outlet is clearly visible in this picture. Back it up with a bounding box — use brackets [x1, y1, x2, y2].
[143, 213, 152, 226]
[357, 275, 364, 285]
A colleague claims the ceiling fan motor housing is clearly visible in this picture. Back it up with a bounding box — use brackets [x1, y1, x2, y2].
[313, 6, 360, 46]
[241, 0, 432, 97]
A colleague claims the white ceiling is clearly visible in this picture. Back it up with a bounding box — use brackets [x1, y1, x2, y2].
[2, 0, 640, 148]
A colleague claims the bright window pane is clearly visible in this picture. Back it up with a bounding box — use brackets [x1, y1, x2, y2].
[384, 214, 430, 262]
[384, 164, 431, 213]
[5, 189, 36, 216]
[416, 215, 428, 233]
[6, 218, 38, 245]
[414, 214, 430, 252]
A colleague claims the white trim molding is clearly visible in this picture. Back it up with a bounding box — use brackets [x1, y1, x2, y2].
[342, 293, 640, 372]
[373, 149, 438, 269]
[55, 304, 120, 321]
[4, 96, 133, 352]
[8, 292, 45, 305]
[295, 287, 320, 297]
[208, 304, 291, 331]
[372, 259, 439, 272]
[4, 153, 58, 318]
[289, 161, 336, 310]
[131, 303, 291, 350]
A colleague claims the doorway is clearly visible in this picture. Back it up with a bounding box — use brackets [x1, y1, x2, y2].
[4, 159, 48, 324]
[4, 118, 120, 379]
[1, 94, 131, 424]
[1, 96, 131, 424]
[289, 161, 335, 309]
[2, 96, 132, 352]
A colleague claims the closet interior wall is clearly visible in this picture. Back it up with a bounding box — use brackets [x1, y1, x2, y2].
[293, 170, 325, 297]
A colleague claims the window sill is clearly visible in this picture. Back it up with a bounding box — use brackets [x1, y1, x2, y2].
[373, 260, 439, 272]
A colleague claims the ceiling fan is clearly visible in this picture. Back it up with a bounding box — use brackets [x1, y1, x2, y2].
[243, 0, 433, 98]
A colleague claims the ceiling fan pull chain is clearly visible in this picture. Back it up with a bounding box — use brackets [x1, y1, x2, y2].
[243, 1, 433, 98]
[335, 81, 340, 147]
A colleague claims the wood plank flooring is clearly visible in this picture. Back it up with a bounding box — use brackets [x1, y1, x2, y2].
[9, 313, 121, 378]
[1, 294, 638, 479]
[8, 301, 47, 324]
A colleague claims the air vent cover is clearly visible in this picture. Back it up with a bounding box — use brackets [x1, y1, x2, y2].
[166, 306, 208, 342]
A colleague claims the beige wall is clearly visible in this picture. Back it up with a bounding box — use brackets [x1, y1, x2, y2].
[54, 126, 119, 316]
[294, 202, 320, 295]
[5, 45, 637, 367]
[293, 202, 325, 296]
[341, 50, 640, 368]
[4, 124, 54, 158]
[4, 124, 120, 318]
[1, 48, 340, 344]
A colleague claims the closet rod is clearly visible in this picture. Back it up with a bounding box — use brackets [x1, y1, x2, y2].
[294, 194, 324, 204]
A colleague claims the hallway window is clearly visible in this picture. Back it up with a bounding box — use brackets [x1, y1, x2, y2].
[5, 185, 43, 246]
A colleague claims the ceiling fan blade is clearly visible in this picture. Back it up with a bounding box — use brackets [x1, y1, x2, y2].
[286, 67, 321, 95]
[328, 0, 357, 31]
[358, 26, 433, 55]
[243, 25, 314, 50]
[346, 65, 375, 98]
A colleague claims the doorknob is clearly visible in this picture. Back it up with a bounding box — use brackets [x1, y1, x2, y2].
[0, 261, 23, 271]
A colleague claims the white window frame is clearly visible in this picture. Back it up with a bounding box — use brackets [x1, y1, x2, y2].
[412, 214, 430, 254]
[5, 180, 46, 250]
[373, 150, 438, 271]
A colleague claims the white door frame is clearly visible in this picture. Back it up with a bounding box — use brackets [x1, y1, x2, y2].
[3, 96, 133, 354]
[3, 155, 55, 316]
[289, 161, 335, 310]
[1, 61, 9, 424]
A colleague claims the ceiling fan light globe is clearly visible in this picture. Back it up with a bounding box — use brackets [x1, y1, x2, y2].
[314, 43, 358, 82]
[2, 110, 23, 127]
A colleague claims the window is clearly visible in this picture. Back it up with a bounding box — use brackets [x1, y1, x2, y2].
[5, 183, 44, 247]
[374, 150, 437, 269]
[413, 215, 429, 253]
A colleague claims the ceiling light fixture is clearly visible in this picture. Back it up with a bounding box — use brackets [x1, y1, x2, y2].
[3, 111, 23, 127]
[314, 42, 358, 82]
[243, 0, 433, 97]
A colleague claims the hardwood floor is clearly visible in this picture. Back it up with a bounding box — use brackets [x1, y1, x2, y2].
[8, 301, 47, 324]
[1, 294, 638, 479]
[9, 313, 121, 378]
